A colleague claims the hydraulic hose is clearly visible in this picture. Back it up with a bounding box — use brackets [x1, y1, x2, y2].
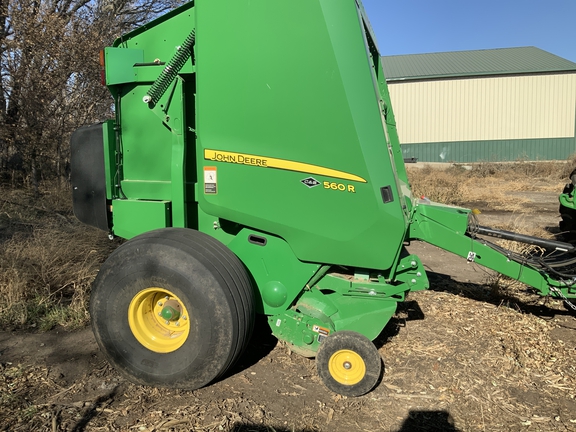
[468, 213, 576, 280]
[476, 225, 575, 253]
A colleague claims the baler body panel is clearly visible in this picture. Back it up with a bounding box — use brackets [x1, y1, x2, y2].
[195, 0, 409, 270]
[104, 4, 197, 232]
[99, 0, 410, 271]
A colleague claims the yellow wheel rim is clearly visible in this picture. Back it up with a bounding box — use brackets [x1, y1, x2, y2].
[328, 349, 366, 385]
[128, 288, 190, 353]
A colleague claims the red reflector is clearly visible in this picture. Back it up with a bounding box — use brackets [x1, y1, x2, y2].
[99, 49, 106, 85]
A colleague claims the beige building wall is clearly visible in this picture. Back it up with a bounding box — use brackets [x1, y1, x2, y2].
[388, 74, 576, 144]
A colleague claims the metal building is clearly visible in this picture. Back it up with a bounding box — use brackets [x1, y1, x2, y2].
[382, 47, 576, 163]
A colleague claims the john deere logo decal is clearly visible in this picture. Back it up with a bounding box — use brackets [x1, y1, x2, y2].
[301, 177, 320, 188]
[204, 149, 367, 183]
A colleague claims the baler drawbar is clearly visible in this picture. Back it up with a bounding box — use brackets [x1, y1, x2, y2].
[71, 0, 576, 397]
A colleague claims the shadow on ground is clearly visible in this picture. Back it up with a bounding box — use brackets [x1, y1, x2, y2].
[427, 270, 575, 319]
[395, 410, 459, 431]
[229, 410, 459, 432]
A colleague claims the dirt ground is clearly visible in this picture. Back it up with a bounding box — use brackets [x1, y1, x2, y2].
[1, 190, 575, 432]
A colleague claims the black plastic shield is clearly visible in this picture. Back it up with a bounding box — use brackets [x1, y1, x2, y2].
[70, 123, 110, 231]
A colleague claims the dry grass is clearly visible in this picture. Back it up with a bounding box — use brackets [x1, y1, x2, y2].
[407, 158, 576, 211]
[384, 288, 576, 431]
[0, 184, 119, 330]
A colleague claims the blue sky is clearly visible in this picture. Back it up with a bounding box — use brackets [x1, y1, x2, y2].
[361, 0, 576, 63]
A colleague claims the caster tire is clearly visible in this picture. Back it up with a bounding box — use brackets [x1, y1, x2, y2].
[316, 331, 382, 397]
[90, 228, 255, 389]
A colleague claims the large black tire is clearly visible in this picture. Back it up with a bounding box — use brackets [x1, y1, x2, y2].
[90, 228, 255, 389]
[316, 331, 382, 397]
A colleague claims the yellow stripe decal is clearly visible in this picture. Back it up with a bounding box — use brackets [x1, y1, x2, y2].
[204, 149, 367, 183]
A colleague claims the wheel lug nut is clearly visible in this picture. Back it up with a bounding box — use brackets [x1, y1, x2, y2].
[157, 301, 163, 306]
[175, 322, 180, 326]
[343, 361, 352, 370]
[165, 320, 170, 325]
[182, 316, 187, 320]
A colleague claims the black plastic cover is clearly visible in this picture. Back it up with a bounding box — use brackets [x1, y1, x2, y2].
[70, 123, 110, 231]
[380, 185, 394, 204]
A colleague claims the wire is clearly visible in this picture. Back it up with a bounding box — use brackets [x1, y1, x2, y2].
[479, 237, 576, 279]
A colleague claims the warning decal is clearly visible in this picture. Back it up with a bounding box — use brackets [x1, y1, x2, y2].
[204, 166, 217, 194]
[312, 324, 331, 343]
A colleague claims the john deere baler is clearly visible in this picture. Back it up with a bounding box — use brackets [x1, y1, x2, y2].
[71, 0, 576, 396]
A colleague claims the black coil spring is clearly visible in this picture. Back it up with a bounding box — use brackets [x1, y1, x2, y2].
[146, 30, 196, 105]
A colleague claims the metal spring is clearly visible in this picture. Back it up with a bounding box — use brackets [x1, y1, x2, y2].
[145, 29, 196, 105]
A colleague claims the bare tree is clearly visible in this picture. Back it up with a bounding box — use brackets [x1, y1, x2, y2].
[0, 0, 183, 191]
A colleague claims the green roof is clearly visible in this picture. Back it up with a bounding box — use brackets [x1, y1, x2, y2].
[381, 47, 576, 81]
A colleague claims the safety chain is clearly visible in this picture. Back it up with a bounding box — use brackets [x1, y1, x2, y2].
[549, 285, 576, 312]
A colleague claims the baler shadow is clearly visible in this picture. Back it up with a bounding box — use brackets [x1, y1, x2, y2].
[427, 270, 574, 318]
[373, 300, 425, 350]
[228, 409, 459, 431]
[224, 314, 278, 379]
[395, 409, 460, 431]
[230, 423, 315, 432]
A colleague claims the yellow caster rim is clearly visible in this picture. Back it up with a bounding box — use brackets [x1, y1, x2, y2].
[128, 288, 190, 353]
[328, 349, 366, 385]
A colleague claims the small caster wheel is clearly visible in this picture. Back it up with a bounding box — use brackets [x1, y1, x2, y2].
[316, 330, 382, 397]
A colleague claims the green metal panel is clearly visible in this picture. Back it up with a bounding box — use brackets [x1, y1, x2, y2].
[104, 48, 144, 85]
[226, 229, 321, 315]
[102, 120, 117, 200]
[195, 0, 409, 271]
[118, 85, 174, 190]
[268, 288, 398, 357]
[327, 295, 397, 338]
[401, 137, 576, 163]
[119, 180, 172, 200]
[373, 46, 413, 212]
[410, 202, 576, 299]
[111, 4, 195, 74]
[104, 5, 196, 231]
[112, 199, 171, 239]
